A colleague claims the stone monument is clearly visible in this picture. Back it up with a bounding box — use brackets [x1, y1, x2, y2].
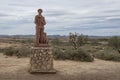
[29, 9, 56, 73]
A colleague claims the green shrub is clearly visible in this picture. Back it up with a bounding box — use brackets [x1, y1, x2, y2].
[71, 49, 94, 62]
[51, 38, 62, 45]
[16, 46, 31, 57]
[3, 47, 18, 56]
[108, 36, 120, 50]
[69, 33, 88, 49]
[77, 34, 88, 46]
[53, 47, 94, 62]
[94, 48, 120, 61]
[0, 48, 4, 53]
[3, 46, 31, 57]
[53, 48, 67, 60]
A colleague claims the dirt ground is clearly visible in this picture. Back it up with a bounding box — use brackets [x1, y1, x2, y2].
[0, 53, 120, 80]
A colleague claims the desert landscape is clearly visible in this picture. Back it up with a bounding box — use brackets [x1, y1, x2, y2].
[1, 0, 120, 80]
[0, 36, 120, 80]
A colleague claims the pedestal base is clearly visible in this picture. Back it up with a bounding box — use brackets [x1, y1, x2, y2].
[29, 69, 56, 74]
[29, 47, 56, 74]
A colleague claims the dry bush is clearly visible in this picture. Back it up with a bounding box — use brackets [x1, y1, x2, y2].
[108, 36, 120, 52]
[69, 33, 88, 49]
[53, 47, 94, 62]
[94, 47, 120, 61]
[3, 46, 31, 57]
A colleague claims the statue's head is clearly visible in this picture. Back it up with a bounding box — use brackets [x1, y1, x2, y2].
[38, 9, 43, 14]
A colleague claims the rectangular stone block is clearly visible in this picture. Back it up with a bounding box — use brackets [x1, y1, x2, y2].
[29, 47, 56, 74]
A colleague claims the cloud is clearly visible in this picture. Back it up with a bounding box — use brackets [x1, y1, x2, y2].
[0, 0, 120, 36]
[0, 13, 10, 17]
[45, 10, 75, 17]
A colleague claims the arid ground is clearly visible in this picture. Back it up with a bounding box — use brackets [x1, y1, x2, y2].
[0, 38, 120, 80]
[0, 53, 120, 80]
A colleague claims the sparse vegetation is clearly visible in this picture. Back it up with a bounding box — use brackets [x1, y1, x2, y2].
[0, 48, 4, 53]
[1, 35, 120, 80]
[94, 47, 120, 61]
[3, 47, 18, 56]
[0, 35, 120, 62]
[89, 39, 101, 46]
[108, 36, 120, 53]
[69, 32, 88, 49]
[51, 38, 62, 45]
[0, 35, 120, 80]
[53, 47, 94, 62]
[3, 46, 31, 57]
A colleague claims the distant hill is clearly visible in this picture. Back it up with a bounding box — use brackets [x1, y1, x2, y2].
[0, 35, 119, 39]
[0, 35, 34, 38]
[0, 35, 67, 39]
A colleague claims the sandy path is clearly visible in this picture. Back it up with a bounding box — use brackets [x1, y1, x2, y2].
[0, 53, 120, 80]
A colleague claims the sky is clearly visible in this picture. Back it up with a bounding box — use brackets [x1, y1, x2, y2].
[0, 0, 120, 36]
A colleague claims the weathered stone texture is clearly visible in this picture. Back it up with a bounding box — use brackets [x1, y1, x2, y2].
[29, 47, 56, 73]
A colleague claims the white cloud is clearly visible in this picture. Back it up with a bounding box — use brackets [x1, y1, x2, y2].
[0, 0, 120, 36]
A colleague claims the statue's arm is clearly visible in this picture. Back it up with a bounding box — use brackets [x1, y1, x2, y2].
[34, 15, 37, 25]
[43, 17, 46, 25]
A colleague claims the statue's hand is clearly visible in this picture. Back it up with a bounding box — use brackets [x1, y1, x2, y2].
[41, 21, 46, 25]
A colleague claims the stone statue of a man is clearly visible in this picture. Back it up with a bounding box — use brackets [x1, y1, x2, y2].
[34, 9, 48, 47]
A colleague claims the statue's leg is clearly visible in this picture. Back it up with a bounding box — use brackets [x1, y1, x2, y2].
[39, 27, 44, 43]
[35, 26, 40, 47]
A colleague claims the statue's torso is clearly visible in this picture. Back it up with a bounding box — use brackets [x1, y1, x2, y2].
[35, 15, 45, 27]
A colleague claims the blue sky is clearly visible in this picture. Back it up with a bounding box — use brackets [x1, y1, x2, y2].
[0, 0, 120, 36]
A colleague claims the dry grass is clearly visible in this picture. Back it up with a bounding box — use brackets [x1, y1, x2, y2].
[0, 43, 12, 48]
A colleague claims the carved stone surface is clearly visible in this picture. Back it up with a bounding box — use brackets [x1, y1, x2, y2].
[29, 9, 56, 74]
[29, 47, 56, 73]
[34, 9, 49, 47]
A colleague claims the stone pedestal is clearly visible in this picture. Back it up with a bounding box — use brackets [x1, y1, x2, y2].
[29, 47, 56, 74]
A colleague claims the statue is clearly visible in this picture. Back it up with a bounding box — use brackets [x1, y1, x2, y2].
[29, 9, 56, 73]
[34, 9, 49, 47]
